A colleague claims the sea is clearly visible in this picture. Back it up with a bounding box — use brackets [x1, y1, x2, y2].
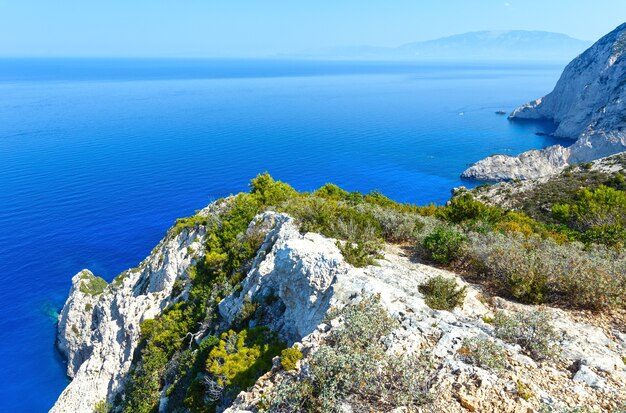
[0, 58, 566, 412]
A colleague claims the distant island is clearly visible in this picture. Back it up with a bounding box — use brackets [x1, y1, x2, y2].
[289, 30, 592, 62]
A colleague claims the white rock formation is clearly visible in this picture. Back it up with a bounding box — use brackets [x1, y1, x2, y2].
[51, 222, 208, 413]
[463, 22, 626, 181]
[461, 145, 570, 181]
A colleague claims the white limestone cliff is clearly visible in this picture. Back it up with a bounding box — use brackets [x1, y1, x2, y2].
[52, 220, 208, 413]
[463, 22, 626, 181]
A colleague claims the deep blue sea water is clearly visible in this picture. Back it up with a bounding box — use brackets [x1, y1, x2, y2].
[0, 58, 566, 412]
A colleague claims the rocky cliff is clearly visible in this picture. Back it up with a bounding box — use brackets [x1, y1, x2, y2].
[53, 202, 626, 412]
[462, 22, 626, 181]
[52, 210, 211, 413]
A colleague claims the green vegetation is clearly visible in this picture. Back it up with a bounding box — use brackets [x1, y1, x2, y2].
[280, 346, 303, 371]
[269, 295, 432, 412]
[457, 337, 507, 370]
[423, 226, 466, 264]
[206, 327, 284, 402]
[79, 272, 108, 296]
[516, 380, 533, 401]
[493, 310, 560, 361]
[419, 275, 467, 311]
[117, 169, 625, 413]
[93, 400, 111, 413]
[553, 185, 626, 247]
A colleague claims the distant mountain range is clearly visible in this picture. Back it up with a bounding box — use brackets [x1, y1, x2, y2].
[291, 31, 592, 61]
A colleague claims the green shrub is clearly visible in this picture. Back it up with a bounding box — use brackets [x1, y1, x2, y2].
[79, 272, 108, 296]
[552, 185, 626, 247]
[465, 232, 626, 309]
[280, 346, 303, 371]
[438, 193, 503, 224]
[249, 172, 298, 207]
[516, 380, 533, 401]
[457, 337, 507, 370]
[313, 183, 350, 201]
[233, 295, 260, 328]
[269, 296, 431, 412]
[419, 275, 466, 311]
[93, 400, 111, 413]
[206, 327, 285, 391]
[337, 240, 378, 267]
[172, 214, 209, 237]
[493, 310, 560, 360]
[423, 226, 466, 264]
[367, 206, 421, 243]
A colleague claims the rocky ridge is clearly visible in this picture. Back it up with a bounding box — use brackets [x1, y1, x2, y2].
[51, 209, 212, 413]
[53, 206, 626, 412]
[462, 22, 626, 181]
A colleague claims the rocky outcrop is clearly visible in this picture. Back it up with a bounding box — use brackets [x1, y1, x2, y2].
[52, 218, 209, 413]
[461, 145, 570, 181]
[466, 152, 626, 211]
[463, 22, 626, 181]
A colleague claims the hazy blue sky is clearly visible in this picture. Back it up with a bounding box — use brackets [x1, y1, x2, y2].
[1, 0, 625, 57]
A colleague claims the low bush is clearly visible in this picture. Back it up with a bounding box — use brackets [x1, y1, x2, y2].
[206, 327, 285, 402]
[493, 310, 560, 360]
[268, 295, 432, 412]
[465, 232, 626, 309]
[337, 240, 378, 267]
[552, 185, 626, 247]
[79, 272, 108, 296]
[366, 206, 421, 243]
[280, 346, 303, 371]
[423, 226, 466, 264]
[457, 337, 507, 370]
[419, 276, 466, 311]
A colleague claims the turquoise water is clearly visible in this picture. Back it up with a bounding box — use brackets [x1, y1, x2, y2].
[0, 59, 565, 411]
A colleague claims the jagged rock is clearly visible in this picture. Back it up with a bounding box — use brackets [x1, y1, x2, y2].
[461, 145, 569, 181]
[463, 22, 626, 181]
[573, 365, 607, 390]
[51, 220, 208, 413]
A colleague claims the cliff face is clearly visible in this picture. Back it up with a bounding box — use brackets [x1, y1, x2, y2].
[463, 22, 626, 181]
[52, 217, 209, 413]
[53, 205, 626, 412]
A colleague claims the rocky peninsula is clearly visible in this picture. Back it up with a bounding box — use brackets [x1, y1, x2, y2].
[463, 22, 626, 181]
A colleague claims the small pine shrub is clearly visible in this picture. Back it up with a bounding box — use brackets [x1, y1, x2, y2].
[516, 380, 533, 401]
[493, 310, 560, 361]
[280, 346, 303, 371]
[457, 337, 507, 370]
[419, 276, 467, 311]
[206, 327, 285, 393]
[423, 226, 466, 264]
[93, 400, 111, 413]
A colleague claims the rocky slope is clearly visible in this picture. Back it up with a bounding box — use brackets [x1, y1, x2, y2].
[462, 22, 626, 181]
[53, 205, 626, 412]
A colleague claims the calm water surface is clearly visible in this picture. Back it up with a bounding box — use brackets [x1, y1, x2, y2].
[0, 59, 565, 411]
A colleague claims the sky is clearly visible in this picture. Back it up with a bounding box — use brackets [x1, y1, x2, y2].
[0, 0, 625, 57]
